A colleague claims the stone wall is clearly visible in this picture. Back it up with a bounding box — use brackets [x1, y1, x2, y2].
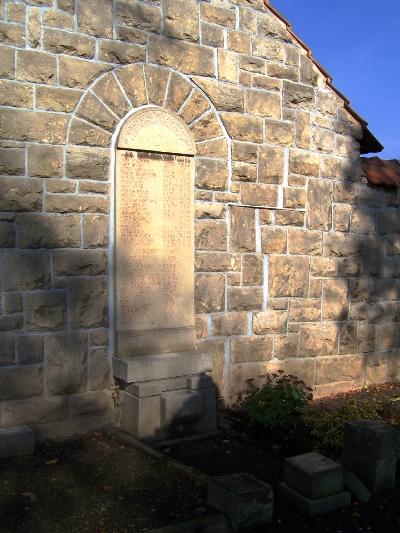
[0, 0, 399, 437]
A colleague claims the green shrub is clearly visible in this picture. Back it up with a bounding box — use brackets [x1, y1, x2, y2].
[240, 371, 313, 432]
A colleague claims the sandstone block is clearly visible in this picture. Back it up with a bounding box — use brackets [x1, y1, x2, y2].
[300, 56, 319, 86]
[83, 214, 109, 248]
[218, 49, 239, 83]
[296, 110, 311, 149]
[284, 81, 315, 110]
[289, 299, 321, 322]
[17, 50, 56, 84]
[195, 220, 227, 251]
[288, 229, 322, 255]
[77, 0, 113, 37]
[212, 312, 248, 336]
[307, 179, 332, 230]
[246, 89, 281, 118]
[165, 72, 191, 112]
[284, 187, 306, 209]
[116, 0, 161, 32]
[323, 279, 349, 320]
[53, 249, 107, 277]
[17, 335, 44, 365]
[1, 396, 68, 426]
[195, 274, 225, 313]
[201, 3, 236, 27]
[195, 252, 240, 273]
[17, 214, 81, 248]
[59, 56, 112, 89]
[231, 335, 273, 363]
[274, 334, 299, 358]
[241, 183, 278, 207]
[180, 89, 209, 124]
[98, 40, 145, 64]
[0, 222, 15, 247]
[196, 158, 228, 191]
[69, 277, 108, 328]
[229, 362, 268, 394]
[45, 193, 108, 214]
[3, 250, 50, 291]
[69, 391, 111, 416]
[265, 119, 294, 146]
[195, 315, 208, 339]
[88, 347, 110, 391]
[258, 145, 285, 184]
[27, 6, 41, 48]
[300, 323, 339, 357]
[0, 147, 25, 175]
[46, 179, 76, 193]
[242, 254, 263, 285]
[25, 291, 67, 331]
[0, 334, 15, 366]
[315, 355, 364, 385]
[221, 113, 263, 143]
[0, 21, 25, 47]
[228, 29, 250, 53]
[45, 332, 87, 395]
[0, 79, 33, 108]
[0, 109, 69, 144]
[261, 227, 287, 254]
[76, 93, 119, 133]
[313, 129, 335, 153]
[268, 63, 299, 82]
[0, 44, 15, 78]
[35, 86, 82, 112]
[254, 310, 287, 334]
[7, 3, 26, 23]
[230, 206, 255, 252]
[191, 112, 223, 142]
[276, 210, 305, 226]
[43, 7, 74, 30]
[232, 142, 258, 163]
[0, 365, 43, 401]
[201, 22, 224, 48]
[192, 77, 244, 113]
[28, 144, 63, 178]
[228, 287, 263, 311]
[44, 29, 95, 58]
[240, 54, 265, 74]
[149, 35, 214, 76]
[323, 232, 364, 257]
[252, 37, 284, 61]
[66, 146, 110, 182]
[92, 73, 130, 118]
[290, 149, 319, 176]
[269, 255, 309, 297]
[163, 0, 199, 41]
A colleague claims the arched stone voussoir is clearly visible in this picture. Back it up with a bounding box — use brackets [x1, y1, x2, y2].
[76, 91, 120, 133]
[68, 117, 112, 148]
[196, 137, 229, 159]
[144, 64, 170, 107]
[179, 89, 210, 126]
[92, 72, 132, 119]
[115, 64, 147, 109]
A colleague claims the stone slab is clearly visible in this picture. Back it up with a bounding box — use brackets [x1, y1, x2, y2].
[343, 420, 398, 492]
[0, 426, 34, 458]
[149, 514, 231, 533]
[115, 145, 195, 357]
[112, 352, 212, 383]
[208, 473, 273, 531]
[285, 452, 343, 500]
[343, 469, 371, 503]
[279, 483, 351, 516]
[161, 389, 203, 426]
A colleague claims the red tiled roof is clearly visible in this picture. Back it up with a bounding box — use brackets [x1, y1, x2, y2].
[264, 1, 384, 154]
[361, 157, 400, 187]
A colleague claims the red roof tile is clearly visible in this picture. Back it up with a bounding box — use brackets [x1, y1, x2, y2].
[361, 157, 400, 187]
[264, 1, 384, 154]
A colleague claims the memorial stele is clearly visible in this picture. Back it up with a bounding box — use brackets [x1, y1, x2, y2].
[112, 107, 216, 442]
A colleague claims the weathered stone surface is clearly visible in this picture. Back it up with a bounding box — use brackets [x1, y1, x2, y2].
[228, 287, 263, 311]
[322, 279, 349, 320]
[0, 147, 25, 175]
[218, 49, 239, 83]
[115, 63, 147, 107]
[195, 252, 240, 273]
[195, 220, 227, 251]
[45, 193, 108, 214]
[116, 0, 161, 32]
[195, 274, 225, 313]
[1, 396, 68, 426]
[289, 299, 321, 322]
[261, 227, 287, 254]
[0, 222, 15, 247]
[288, 229, 322, 255]
[254, 310, 287, 334]
[149, 35, 214, 76]
[0, 79, 33, 108]
[201, 22, 224, 47]
[68, 118, 111, 147]
[27, 6, 41, 48]
[77, 0, 113, 37]
[284, 187, 306, 209]
[0, 365, 43, 401]
[3, 250, 50, 291]
[258, 145, 285, 184]
[69, 278, 108, 328]
[290, 149, 319, 176]
[195, 202, 226, 219]
[241, 183, 278, 207]
[232, 161, 257, 182]
[300, 324, 339, 357]
[53, 250, 107, 278]
[25, 291, 67, 331]
[316, 355, 364, 385]
[44, 29, 95, 58]
[83, 215, 109, 248]
[265, 119, 294, 146]
[17, 214, 80, 248]
[221, 113, 263, 143]
[28, 144, 63, 178]
[17, 335, 44, 365]
[8, 3, 26, 23]
[36, 86, 82, 112]
[195, 159, 228, 191]
[116, 25, 148, 44]
[45, 332, 87, 395]
[192, 77, 244, 112]
[163, 0, 199, 42]
[284, 81, 315, 110]
[0, 21, 25, 47]
[66, 146, 110, 181]
[242, 254, 263, 285]
[307, 179, 332, 231]
[59, 56, 112, 88]
[98, 40, 145, 64]
[231, 336, 273, 363]
[246, 89, 281, 118]
[0, 44, 15, 78]
[269, 256, 309, 297]
[43, 7, 74, 30]
[0, 109, 69, 144]
[230, 206, 255, 252]
[191, 112, 222, 142]
[88, 348, 110, 391]
[76, 93, 119, 132]
[212, 312, 247, 336]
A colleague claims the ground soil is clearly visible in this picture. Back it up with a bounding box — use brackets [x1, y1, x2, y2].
[0, 431, 206, 533]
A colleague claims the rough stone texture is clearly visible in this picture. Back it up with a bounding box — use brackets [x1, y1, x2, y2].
[0, 427, 35, 458]
[0, 0, 392, 434]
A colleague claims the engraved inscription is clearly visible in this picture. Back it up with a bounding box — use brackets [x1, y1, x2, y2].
[116, 150, 194, 335]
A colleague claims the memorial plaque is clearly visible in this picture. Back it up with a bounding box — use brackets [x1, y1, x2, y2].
[115, 108, 196, 356]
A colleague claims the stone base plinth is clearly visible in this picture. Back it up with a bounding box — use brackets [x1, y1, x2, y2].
[113, 352, 217, 443]
[279, 483, 351, 516]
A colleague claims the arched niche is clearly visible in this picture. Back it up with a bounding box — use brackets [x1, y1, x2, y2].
[114, 107, 196, 357]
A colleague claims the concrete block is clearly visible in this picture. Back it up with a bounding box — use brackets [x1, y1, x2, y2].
[120, 391, 162, 442]
[207, 473, 273, 531]
[343, 469, 371, 503]
[279, 483, 351, 516]
[112, 351, 212, 383]
[161, 390, 203, 426]
[343, 420, 398, 492]
[0, 426, 34, 458]
[285, 452, 343, 499]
